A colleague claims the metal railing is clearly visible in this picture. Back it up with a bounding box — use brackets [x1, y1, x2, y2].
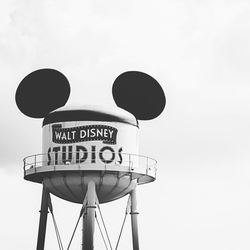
[23, 151, 157, 177]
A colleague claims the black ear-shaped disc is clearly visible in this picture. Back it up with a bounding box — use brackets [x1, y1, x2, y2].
[15, 69, 70, 118]
[112, 71, 166, 120]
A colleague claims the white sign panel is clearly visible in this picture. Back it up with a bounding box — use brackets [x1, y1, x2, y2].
[42, 121, 139, 167]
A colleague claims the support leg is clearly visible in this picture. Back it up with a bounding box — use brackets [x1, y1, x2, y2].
[82, 181, 96, 250]
[130, 188, 139, 250]
[37, 185, 50, 250]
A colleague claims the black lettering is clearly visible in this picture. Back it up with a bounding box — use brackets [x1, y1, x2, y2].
[62, 146, 72, 164]
[52, 147, 60, 165]
[91, 146, 96, 163]
[99, 146, 115, 164]
[76, 146, 88, 163]
[47, 147, 51, 165]
[118, 147, 123, 164]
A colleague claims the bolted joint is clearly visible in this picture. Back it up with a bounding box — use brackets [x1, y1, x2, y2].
[86, 205, 96, 209]
[130, 212, 139, 215]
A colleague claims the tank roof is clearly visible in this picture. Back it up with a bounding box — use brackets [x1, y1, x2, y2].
[42, 105, 138, 127]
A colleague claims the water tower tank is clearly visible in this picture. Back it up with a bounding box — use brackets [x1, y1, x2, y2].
[24, 105, 156, 204]
[17, 69, 165, 250]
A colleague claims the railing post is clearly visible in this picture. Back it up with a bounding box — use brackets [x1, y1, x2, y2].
[23, 159, 26, 176]
[129, 154, 131, 171]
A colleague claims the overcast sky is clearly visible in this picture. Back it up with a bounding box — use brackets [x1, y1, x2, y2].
[1, 0, 250, 249]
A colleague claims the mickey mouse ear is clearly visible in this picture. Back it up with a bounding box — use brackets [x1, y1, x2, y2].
[15, 68, 70, 118]
[112, 71, 166, 120]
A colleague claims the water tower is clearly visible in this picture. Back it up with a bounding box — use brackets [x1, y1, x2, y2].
[15, 69, 166, 250]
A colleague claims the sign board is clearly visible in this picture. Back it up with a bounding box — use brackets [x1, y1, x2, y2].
[42, 121, 139, 167]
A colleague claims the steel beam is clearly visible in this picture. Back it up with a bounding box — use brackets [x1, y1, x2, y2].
[130, 188, 139, 250]
[37, 185, 50, 250]
[82, 181, 96, 250]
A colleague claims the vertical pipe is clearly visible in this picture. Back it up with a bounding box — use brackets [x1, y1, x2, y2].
[82, 181, 96, 250]
[37, 185, 50, 250]
[130, 188, 139, 250]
